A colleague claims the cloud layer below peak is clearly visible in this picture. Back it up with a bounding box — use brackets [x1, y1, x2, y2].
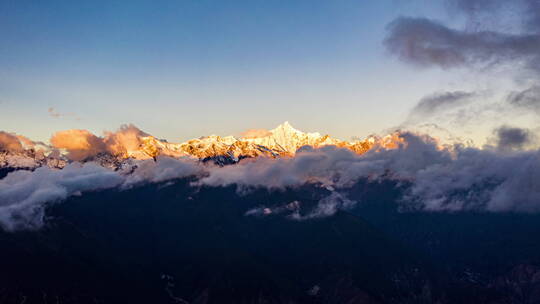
[2, 129, 540, 231]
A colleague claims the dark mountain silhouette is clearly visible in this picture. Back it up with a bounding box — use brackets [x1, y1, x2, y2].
[2, 178, 540, 303]
[0, 180, 437, 304]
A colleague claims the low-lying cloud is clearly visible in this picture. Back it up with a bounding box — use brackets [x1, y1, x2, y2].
[0, 157, 202, 231]
[245, 192, 356, 220]
[200, 132, 540, 213]
[409, 147, 540, 212]
[0, 163, 123, 231]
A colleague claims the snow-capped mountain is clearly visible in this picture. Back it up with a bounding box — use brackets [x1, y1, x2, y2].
[0, 148, 67, 179]
[0, 149, 66, 170]
[140, 121, 397, 161]
[244, 121, 330, 154]
[0, 122, 403, 170]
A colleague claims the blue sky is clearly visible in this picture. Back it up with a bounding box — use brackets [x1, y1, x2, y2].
[1, 0, 457, 142]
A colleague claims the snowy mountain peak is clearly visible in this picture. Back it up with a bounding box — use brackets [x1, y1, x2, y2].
[271, 121, 298, 133]
[242, 122, 325, 154]
[270, 121, 319, 137]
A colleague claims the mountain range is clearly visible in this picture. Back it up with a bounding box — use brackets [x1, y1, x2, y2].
[0, 122, 401, 171]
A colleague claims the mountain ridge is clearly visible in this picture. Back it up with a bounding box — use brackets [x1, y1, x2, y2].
[0, 122, 402, 170]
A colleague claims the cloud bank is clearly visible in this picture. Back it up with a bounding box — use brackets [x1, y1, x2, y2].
[199, 133, 540, 213]
[0, 163, 123, 231]
[0, 157, 202, 231]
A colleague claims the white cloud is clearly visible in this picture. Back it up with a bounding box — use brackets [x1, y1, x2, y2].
[0, 157, 203, 231]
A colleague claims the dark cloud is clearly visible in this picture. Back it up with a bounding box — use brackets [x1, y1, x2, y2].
[200, 133, 540, 213]
[450, 0, 540, 33]
[384, 17, 540, 70]
[386, 0, 540, 130]
[492, 126, 534, 150]
[507, 86, 540, 112]
[408, 91, 476, 120]
[385, 0, 540, 76]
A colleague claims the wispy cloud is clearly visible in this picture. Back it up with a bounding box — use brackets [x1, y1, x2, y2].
[48, 107, 81, 120]
[406, 91, 478, 123]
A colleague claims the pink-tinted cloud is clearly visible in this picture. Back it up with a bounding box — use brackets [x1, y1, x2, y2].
[50, 125, 151, 161]
[103, 124, 149, 157]
[50, 129, 106, 161]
